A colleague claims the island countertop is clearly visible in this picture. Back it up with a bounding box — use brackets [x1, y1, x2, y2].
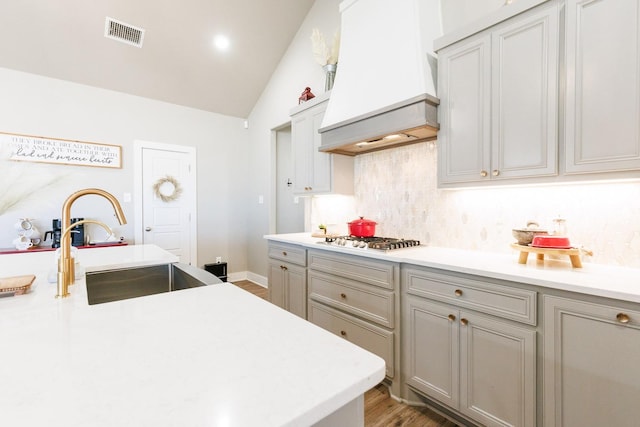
[265, 233, 640, 304]
[0, 245, 385, 426]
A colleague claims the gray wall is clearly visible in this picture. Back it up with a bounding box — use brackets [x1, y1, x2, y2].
[246, 0, 341, 278]
[0, 67, 249, 271]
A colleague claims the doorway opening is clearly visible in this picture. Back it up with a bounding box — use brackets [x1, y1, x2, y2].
[272, 124, 305, 234]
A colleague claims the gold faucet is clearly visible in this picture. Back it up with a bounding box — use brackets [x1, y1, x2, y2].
[56, 189, 127, 298]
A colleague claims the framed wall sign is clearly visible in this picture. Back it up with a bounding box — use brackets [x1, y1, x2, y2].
[1, 131, 122, 169]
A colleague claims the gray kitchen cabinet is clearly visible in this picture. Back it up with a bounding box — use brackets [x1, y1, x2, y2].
[403, 267, 537, 427]
[267, 242, 307, 318]
[307, 249, 400, 394]
[437, 2, 559, 186]
[290, 93, 353, 195]
[543, 295, 640, 427]
[564, 0, 640, 174]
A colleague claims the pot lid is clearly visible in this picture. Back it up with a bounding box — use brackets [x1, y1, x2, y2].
[348, 216, 377, 226]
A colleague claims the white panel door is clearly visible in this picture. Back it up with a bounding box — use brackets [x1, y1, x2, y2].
[141, 146, 194, 264]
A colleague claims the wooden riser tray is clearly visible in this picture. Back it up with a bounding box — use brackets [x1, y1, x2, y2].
[0, 274, 36, 295]
[511, 243, 584, 268]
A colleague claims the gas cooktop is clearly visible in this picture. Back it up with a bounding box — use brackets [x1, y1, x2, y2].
[317, 236, 421, 251]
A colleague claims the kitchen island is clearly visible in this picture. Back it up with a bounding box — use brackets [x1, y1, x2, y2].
[0, 245, 385, 427]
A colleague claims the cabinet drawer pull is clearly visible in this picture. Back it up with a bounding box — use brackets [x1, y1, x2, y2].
[492, 169, 500, 176]
[340, 330, 347, 336]
[480, 170, 488, 177]
[340, 293, 347, 299]
[460, 318, 469, 326]
[282, 251, 287, 256]
[616, 313, 630, 324]
[454, 289, 463, 297]
[448, 314, 456, 322]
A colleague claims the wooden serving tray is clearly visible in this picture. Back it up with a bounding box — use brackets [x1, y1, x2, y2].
[511, 243, 584, 268]
[0, 274, 36, 295]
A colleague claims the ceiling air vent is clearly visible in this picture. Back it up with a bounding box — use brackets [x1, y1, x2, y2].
[104, 17, 145, 48]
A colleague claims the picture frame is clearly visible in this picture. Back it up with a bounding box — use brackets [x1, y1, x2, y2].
[1, 131, 122, 169]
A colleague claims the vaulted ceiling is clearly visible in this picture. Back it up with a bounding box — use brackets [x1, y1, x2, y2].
[0, 0, 316, 118]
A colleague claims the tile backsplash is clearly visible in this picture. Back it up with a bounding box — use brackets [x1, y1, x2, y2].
[312, 141, 640, 268]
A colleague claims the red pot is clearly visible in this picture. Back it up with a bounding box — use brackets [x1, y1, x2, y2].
[348, 216, 377, 237]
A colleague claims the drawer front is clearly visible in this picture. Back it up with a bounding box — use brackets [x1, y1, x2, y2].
[309, 301, 394, 378]
[309, 270, 394, 328]
[404, 268, 537, 325]
[268, 243, 306, 266]
[308, 249, 397, 290]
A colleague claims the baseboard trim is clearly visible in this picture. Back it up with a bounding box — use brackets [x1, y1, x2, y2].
[227, 271, 268, 288]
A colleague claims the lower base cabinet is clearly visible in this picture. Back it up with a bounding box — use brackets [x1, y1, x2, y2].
[306, 249, 400, 394]
[543, 295, 640, 427]
[309, 301, 394, 377]
[405, 295, 536, 427]
[268, 260, 306, 318]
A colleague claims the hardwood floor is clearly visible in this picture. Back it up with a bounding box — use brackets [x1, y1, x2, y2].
[230, 279, 269, 299]
[230, 280, 460, 427]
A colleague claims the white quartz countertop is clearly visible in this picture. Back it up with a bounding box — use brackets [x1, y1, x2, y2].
[265, 233, 640, 304]
[0, 245, 385, 426]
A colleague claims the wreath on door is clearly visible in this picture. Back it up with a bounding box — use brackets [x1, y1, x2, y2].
[153, 175, 183, 202]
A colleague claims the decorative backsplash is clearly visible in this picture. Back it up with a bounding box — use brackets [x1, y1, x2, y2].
[313, 141, 640, 268]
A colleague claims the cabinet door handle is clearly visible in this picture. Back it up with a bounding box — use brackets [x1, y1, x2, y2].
[460, 318, 469, 326]
[448, 314, 456, 322]
[616, 313, 630, 324]
[480, 170, 488, 177]
[280, 265, 288, 271]
[492, 169, 500, 176]
[282, 251, 287, 256]
[454, 289, 463, 297]
[340, 293, 347, 299]
[340, 330, 347, 336]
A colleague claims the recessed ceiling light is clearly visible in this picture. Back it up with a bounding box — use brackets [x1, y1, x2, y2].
[213, 35, 230, 51]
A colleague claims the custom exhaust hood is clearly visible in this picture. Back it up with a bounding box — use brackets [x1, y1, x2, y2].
[318, 0, 442, 156]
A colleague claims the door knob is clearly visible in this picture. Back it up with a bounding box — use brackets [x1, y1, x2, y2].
[145, 227, 152, 231]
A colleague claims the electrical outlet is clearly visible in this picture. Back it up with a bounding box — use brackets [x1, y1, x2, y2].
[216, 256, 222, 263]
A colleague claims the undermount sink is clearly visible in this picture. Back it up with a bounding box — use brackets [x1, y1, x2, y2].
[86, 262, 222, 305]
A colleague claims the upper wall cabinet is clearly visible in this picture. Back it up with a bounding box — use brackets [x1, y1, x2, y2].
[565, 0, 640, 174]
[437, 2, 559, 186]
[290, 93, 354, 196]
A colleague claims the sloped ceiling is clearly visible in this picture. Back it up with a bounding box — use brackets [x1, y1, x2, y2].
[0, 0, 315, 118]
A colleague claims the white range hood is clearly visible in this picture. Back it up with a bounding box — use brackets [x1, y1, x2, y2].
[319, 0, 443, 155]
